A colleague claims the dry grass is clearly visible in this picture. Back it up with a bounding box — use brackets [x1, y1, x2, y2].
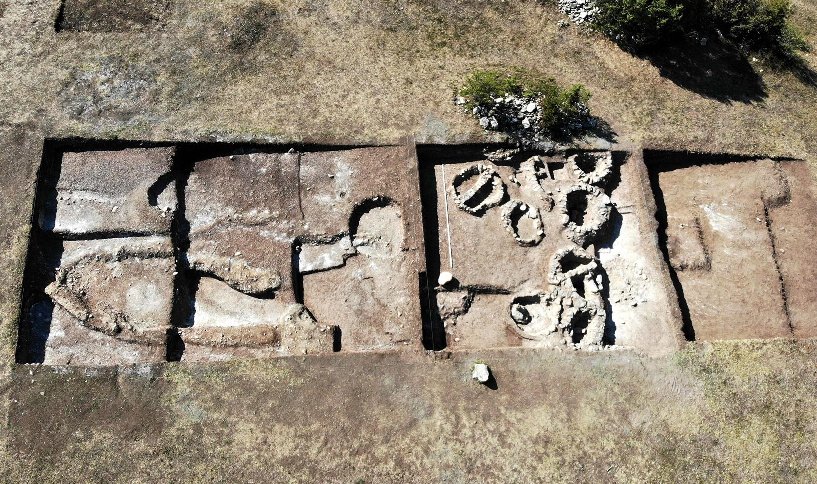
[0, 0, 815, 157]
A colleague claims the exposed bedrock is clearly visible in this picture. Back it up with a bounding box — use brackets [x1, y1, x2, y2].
[178, 277, 335, 360]
[181, 146, 423, 355]
[298, 236, 356, 274]
[185, 151, 302, 298]
[39, 147, 177, 236]
[36, 236, 175, 365]
[302, 197, 416, 351]
[350, 197, 405, 258]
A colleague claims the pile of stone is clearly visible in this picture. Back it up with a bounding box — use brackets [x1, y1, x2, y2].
[557, 0, 598, 25]
[455, 91, 593, 147]
[455, 94, 551, 148]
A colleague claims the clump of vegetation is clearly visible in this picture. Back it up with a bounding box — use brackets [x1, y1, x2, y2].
[592, 0, 684, 50]
[456, 69, 593, 144]
[708, 0, 808, 56]
[588, 0, 807, 59]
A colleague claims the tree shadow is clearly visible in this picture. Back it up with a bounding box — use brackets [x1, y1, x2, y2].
[547, 115, 618, 148]
[766, 51, 817, 89]
[640, 36, 768, 104]
[585, 116, 617, 143]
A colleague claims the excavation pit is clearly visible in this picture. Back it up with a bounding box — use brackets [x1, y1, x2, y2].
[419, 147, 682, 355]
[646, 151, 817, 341]
[16, 141, 816, 365]
[17, 142, 425, 364]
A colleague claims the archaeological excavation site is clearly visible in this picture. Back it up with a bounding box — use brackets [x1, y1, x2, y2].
[3, 0, 817, 481]
[17, 144, 817, 365]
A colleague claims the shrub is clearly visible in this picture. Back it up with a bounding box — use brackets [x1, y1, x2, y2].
[534, 81, 592, 134]
[456, 69, 593, 141]
[457, 70, 523, 109]
[587, 0, 807, 58]
[592, 0, 685, 50]
[709, 0, 807, 56]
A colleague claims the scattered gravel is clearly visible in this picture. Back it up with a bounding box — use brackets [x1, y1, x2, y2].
[558, 0, 598, 25]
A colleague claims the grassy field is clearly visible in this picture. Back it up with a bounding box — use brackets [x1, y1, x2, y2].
[0, 0, 816, 155]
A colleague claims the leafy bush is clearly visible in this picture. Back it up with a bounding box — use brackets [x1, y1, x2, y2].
[588, 0, 807, 58]
[456, 69, 593, 140]
[709, 0, 807, 55]
[592, 0, 685, 50]
[457, 70, 524, 109]
[534, 81, 592, 134]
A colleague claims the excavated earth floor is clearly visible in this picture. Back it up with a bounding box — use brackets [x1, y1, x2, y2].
[3, 0, 817, 482]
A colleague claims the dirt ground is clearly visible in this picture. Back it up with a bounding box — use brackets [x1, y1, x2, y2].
[3, 0, 817, 481]
[651, 155, 817, 341]
[2, 342, 817, 482]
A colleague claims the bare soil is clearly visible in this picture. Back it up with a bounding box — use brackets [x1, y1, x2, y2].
[652, 155, 817, 341]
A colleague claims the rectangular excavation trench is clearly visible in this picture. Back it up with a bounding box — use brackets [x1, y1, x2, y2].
[645, 150, 817, 341]
[22, 141, 815, 366]
[416, 145, 683, 356]
[54, 0, 171, 33]
[17, 140, 426, 365]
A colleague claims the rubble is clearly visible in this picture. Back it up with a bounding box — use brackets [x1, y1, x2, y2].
[510, 248, 606, 348]
[558, 0, 599, 25]
[569, 151, 614, 186]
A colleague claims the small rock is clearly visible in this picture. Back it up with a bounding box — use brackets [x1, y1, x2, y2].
[472, 363, 490, 383]
[438, 271, 454, 287]
[525, 101, 537, 113]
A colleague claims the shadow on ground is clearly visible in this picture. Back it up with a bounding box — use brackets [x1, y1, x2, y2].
[642, 37, 768, 104]
[635, 34, 817, 104]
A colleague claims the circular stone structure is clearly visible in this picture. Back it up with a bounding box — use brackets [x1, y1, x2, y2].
[559, 183, 612, 246]
[501, 200, 544, 246]
[568, 151, 613, 186]
[451, 163, 507, 215]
